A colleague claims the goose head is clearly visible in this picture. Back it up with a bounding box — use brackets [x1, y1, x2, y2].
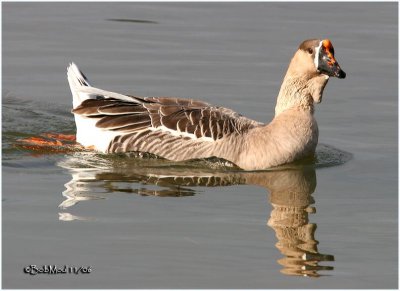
[275, 39, 346, 115]
[294, 38, 346, 79]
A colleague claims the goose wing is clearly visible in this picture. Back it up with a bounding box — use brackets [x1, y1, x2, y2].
[72, 95, 263, 142]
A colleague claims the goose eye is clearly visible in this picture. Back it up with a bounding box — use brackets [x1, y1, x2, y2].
[307, 48, 313, 54]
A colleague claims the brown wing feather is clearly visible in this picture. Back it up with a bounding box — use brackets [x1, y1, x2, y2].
[98, 105, 147, 115]
[96, 114, 151, 130]
[72, 99, 120, 116]
[72, 94, 262, 140]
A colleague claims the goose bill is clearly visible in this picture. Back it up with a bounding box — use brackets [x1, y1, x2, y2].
[317, 39, 346, 79]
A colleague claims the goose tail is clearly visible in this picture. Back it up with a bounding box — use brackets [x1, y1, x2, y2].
[67, 62, 92, 108]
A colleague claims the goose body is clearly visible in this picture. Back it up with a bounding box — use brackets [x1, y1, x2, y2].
[68, 39, 345, 170]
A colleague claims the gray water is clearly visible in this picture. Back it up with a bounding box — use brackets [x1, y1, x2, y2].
[2, 2, 398, 289]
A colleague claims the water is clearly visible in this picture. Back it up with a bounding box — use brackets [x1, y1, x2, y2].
[2, 2, 398, 289]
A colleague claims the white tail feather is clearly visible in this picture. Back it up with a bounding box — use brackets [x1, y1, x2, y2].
[78, 86, 138, 103]
[67, 63, 136, 109]
[67, 62, 132, 152]
[67, 63, 92, 109]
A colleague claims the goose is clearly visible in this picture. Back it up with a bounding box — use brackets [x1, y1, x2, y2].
[67, 39, 345, 171]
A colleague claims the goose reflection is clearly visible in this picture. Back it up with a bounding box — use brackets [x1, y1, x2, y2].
[58, 153, 334, 277]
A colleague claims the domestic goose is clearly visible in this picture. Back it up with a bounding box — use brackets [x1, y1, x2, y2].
[68, 39, 345, 170]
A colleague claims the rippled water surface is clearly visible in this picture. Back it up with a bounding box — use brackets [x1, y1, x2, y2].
[2, 3, 398, 289]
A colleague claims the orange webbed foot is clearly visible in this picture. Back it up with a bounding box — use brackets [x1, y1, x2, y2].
[41, 133, 76, 142]
[15, 133, 83, 154]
